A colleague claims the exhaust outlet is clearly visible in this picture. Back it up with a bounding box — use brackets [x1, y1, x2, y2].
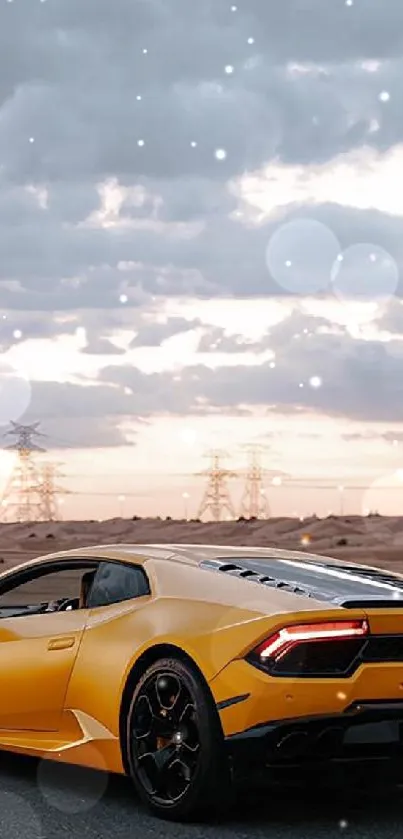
[276, 730, 309, 758]
[314, 727, 344, 756]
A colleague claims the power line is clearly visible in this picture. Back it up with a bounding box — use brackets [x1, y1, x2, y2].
[263, 484, 403, 490]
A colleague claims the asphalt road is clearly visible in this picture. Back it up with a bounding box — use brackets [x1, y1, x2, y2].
[0, 752, 403, 839]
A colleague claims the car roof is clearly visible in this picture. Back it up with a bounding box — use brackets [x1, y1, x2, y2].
[26, 542, 339, 567]
[5, 543, 403, 611]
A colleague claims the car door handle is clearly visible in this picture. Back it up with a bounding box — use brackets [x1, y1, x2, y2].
[47, 637, 76, 651]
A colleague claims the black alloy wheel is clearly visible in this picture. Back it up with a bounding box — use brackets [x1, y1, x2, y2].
[125, 657, 232, 821]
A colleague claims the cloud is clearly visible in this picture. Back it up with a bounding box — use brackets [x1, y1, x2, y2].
[0, 311, 79, 350]
[196, 326, 261, 353]
[1, 0, 403, 183]
[81, 336, 125, 355]
[39, 416, 136, 450]
[95, 305, 403, 423]
[2, 0, 403, 451]
[130, 316, 201, 348]
[8, 302, 403, 447]
[382, 430, 403, 442]
[1, 0, 403, 314]
[374, 297, 403, 334]
[19, 380, 148, 448]
[341, 430, 403, 442]
[25, 380, 138, 420]
[2, 187, 402, 311]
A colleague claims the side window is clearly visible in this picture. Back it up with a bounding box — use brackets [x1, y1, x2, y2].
[0, 565, 96, 616]
[87, 562, 150, 608]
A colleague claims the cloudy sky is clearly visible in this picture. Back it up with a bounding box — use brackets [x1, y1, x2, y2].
[1, 0, 403, 521]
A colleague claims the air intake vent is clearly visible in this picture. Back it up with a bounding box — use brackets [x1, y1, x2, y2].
[200, 558, 315, 597]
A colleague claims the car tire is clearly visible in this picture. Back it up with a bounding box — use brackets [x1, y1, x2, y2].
[125, 656, 232, 821]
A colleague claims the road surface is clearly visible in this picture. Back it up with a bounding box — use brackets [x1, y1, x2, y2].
[0, 752, 402, 839]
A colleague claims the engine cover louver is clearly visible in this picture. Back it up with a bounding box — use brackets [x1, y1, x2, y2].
[199, 556, 403, 607]
[199, 558, 316, 598]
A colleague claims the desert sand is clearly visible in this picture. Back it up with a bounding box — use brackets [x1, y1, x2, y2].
[1, 514, 403, 574]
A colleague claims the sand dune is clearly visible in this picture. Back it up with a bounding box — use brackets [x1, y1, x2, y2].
[1, 513, 403, 573]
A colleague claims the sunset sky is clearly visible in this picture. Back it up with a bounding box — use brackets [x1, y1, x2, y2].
[1, 0, 403, 521]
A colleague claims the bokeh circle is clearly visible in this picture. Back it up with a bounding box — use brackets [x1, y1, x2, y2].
[265, 219, 340, 294]
[331, 243, 399, 305]
[37, 748, 109, 814]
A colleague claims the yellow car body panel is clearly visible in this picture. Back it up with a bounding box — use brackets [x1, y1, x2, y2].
[0, 543, 402, 778]
[209, 658, 403, 737]
[0, 607, 88, 731]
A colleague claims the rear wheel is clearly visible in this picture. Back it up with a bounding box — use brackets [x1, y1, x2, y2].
[125, 656, 232, 821]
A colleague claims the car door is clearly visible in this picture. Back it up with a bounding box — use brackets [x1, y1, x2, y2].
[62, 560, 152, 730]
[0, 561, 96, 732]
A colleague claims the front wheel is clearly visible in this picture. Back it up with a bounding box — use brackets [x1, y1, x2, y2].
[125, 656, 232, 821]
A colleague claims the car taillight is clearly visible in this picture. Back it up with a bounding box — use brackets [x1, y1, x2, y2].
[256, 620, 369, 661]
[248, 619, 369, 677]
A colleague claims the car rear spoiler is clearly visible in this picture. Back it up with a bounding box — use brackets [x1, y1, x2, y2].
[339, 598, 403, 609]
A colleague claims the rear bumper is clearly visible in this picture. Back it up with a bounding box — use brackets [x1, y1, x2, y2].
[225, 701, 403, 785]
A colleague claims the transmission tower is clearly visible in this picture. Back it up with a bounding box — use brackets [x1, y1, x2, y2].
[0, 422, 45, 522]
[239, 444, 270, 519]
[35, 462, 71, 521]
[196, 449, 237, 522]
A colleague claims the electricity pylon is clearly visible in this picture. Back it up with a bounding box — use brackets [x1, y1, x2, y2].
[35, 462, 71, 521]
[196, 449, 237, 522]
[0, 422, 45, 522]
[239, 444, 270, 519]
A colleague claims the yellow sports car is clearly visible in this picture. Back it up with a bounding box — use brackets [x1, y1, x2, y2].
[1, 542, 403, 821]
